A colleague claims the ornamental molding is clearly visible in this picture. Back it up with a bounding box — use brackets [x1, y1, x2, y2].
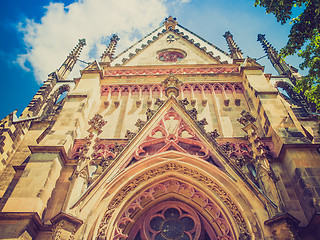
[96, 162, 250, 239]
[114, 180, 235, 240]
[104, 66, 239, 77]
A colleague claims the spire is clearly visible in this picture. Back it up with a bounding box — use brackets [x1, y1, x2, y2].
[223, 31, 243, 59]
[100, 34, 120, 63]
[57, 39, 86, 80]
[257, 34, 290, 76]
[164, 16, 177, 30]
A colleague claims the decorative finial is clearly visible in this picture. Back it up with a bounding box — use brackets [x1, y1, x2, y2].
[162, 73, 182, 98]
[101, 34, 120, 63]
[164, 16, 177, 30]
[223, 31, 243, 59]
[57, 38, 86, 80]
[257, 34, 290, 76]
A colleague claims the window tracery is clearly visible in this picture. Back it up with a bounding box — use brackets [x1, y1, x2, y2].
[157, 49, 187, 62]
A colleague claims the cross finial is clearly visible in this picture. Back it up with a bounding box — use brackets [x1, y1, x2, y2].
[164, 16, 177, 30]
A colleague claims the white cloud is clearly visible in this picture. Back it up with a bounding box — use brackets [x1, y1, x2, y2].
[17, 0, 168, 83]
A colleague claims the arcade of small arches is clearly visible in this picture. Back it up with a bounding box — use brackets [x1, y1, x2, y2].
[100, 83, 244, 107]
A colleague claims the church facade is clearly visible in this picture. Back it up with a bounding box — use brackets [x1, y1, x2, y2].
[0, 17, 320, 239]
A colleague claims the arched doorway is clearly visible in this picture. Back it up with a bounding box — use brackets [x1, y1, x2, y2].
[95, 176, 247, 240]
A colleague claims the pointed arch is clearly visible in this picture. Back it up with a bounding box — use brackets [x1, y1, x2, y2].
[87, 151, 266, 240]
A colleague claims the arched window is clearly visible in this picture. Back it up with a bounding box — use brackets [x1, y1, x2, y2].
[55, 85, 70, 105]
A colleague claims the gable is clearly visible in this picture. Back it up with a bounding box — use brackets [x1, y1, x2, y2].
[111, 24, 232, 67]
[123, 31, 220, 66]
[123, 105, 223, 169]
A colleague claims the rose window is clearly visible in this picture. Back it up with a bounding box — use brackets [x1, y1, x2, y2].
[157, 49, 186, 62]
[143, 202, 200, 240]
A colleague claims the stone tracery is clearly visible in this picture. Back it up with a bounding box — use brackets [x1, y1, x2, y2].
[129, 108, 211, 163]
[95, 162, 250, 240]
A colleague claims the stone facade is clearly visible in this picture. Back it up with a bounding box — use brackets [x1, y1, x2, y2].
[0, 17, 320, 239]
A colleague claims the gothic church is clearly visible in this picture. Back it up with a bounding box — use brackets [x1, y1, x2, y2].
[0, 17, 320, 240]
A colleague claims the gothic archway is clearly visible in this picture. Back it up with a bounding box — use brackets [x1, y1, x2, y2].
[93, 157, 254, 240]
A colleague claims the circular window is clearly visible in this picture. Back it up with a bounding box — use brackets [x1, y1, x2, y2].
[157, 49, 187, 62]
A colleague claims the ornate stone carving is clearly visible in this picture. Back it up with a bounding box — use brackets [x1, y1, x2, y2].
[154, 98, 164, 108]
[146, 108, 156, 121]
[237, 110, 256, 126]
[135, 119, 146, 130]
[97, 163, 249, 239]
[235, 99, 241, 106]
[135, 100, 141, 108]
[114, 100, 120, 108]
[103, 66, 239, 77]
[125, 130, 136, 141]
[50, 212, 83, 240]
[238, 111, 281, 217]
[164, 16, 177, 30]
[207, 129, 220, 140]
[162, 73, 183, 98]
[114, 181, 234, 240]
[218, 141, 255, 169]
[197, 118, 208, 127]
[88, 114, 107, 135]
[111, 143, 125, 154]
[130, 108, 212, 162]
[178, 98, 189, 108]
[186, 108, 198, 121]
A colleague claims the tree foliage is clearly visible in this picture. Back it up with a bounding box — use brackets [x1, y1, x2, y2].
[254, 0, 320, 110]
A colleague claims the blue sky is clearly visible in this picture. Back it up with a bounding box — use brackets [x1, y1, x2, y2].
[0, 0, 305, 120]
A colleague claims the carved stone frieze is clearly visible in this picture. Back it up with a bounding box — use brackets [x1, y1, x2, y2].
[103, 66, 240, 77]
